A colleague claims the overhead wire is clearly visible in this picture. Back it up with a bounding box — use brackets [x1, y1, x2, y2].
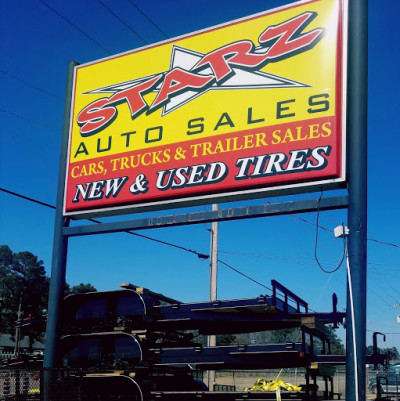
[0, 187, 274, 292]
[217, 259, 272, 292]
[368, 285, 394, 307]
[0, 69, 63, 101]
[367, 330, 400, 335]
[38, 0, 113, 55]
[368, 271, 399, 305]
[0, 109, 60, 132]
[367, 238, 400, 250]
[314, 191, 346, 274]
[0, 187, 208, 261]
[290, 213, 333, 233]
[95, 0, 149, 44]
[370, 267, 400, 300]
[0, 188, 56, 210]
[294, 194, 400, 249]
[126, 0, 169, 39]
[1, 186, 398, 302]
[218, 249, 399, 270]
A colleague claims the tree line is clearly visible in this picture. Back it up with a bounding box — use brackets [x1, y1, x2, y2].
[0, 245, 96, 349]
[1, 244, 398, 361]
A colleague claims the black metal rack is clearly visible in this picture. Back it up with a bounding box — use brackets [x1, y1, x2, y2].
[58, 280, 350, 400]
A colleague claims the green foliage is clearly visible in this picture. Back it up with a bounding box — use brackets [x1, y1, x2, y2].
[0, 245, 48, 335]
[216, 333, 236, 346]
[366, 345, 400, 360]
[326, 325, 345, 355]
[0, 245, 97, 351]
[65, 282, 97, 296]
[232, 325, 345, 356]
[269, 328, 300, 343]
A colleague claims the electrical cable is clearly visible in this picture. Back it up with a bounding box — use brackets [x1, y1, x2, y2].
[0, 109, 60, 132]
[1, 186, 398, 297]
[121, 230, 209, 260]
[219, 249, 400, 271]
[367, 271, 399, 304]
[38, 0, 113, 55]
[314, 191, 346, 273]
[294, 195, 399, 249]
[126, 0, 169, 39]
[291, 214, 333, 232]
[367, 238, 400, 250]
[0, 188, 56, 210]
[0, 187, 276, 292]
[371, 267, 400, 298]
[95, 0, 149, 44]
[367, 330, 400, 335]
[217, 259, 272, 292]
[0, 187, 207, 261]
[0, 69, 63, 101]
[368, 285, 393, 307]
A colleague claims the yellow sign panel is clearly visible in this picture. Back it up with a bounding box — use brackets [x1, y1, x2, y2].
[64, 0, 347, 217]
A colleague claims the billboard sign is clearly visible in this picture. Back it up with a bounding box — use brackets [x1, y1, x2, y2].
[64, 0, 347, 217]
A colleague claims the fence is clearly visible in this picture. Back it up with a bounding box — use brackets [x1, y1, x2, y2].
[0, 353, 31, 361]
[207, 368, 397, 397]
[0, 368, 83, 401]
[0, 367, 399, 400]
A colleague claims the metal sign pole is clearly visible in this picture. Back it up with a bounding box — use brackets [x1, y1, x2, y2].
[208, 203, 218, 390]
[346, 0, 368, 400]
[44, 60, 78, 369]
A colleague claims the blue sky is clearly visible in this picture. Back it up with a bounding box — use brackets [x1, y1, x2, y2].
[1, 0, 399, 351]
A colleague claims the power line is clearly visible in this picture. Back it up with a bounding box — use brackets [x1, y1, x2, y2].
[0, 69, 63, 101]
[367, 330, 400, 335]
[368, 238, 400, 249]
[286, 196, 400, 251]
[126, 0, 169, 39]
[370, 267, 400, 300]
[0, 187, 207, 261]
[291, 214, 333, 233]
[218, 259, 272, 292]
[314, 193, 346, 274]
[95, 0, 149, 44]
[219, 249, 400, 270]
[0, 109, 60, 132]
[0, 188, 56, 210]
[368, 270, 399, 305]
[38, 0, 113, 55]
[118, 230, 208, 260]
[368, 285, 393, 307]
[1, 186, 399, 297]
[0, 187, 276, 293]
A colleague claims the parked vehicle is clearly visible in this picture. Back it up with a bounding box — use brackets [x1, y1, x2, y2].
[368, 364, 400, 394]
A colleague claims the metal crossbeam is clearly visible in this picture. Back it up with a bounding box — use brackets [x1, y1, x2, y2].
[64, 195, 348, 237]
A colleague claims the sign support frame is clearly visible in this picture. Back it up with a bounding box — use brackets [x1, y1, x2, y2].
[44, 60, 78, 369]
[44, 4, 369, 401]
[345, 0, 368, 400]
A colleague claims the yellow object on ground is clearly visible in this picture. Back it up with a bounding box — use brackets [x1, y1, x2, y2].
[245, 378, 302, 392]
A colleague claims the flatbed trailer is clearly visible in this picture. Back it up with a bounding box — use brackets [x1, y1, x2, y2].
[52, 281, 387, 401]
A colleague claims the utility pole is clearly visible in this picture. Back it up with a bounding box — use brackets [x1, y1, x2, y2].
[210, 203, 218, 303]
[208, 203, 218, 390]
[14, 298, 22, 355]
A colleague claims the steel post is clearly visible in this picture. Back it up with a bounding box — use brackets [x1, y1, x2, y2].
[346, 0, 368, 400]
[208, 204, 218, 389]
[44, 60, 78, 369]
